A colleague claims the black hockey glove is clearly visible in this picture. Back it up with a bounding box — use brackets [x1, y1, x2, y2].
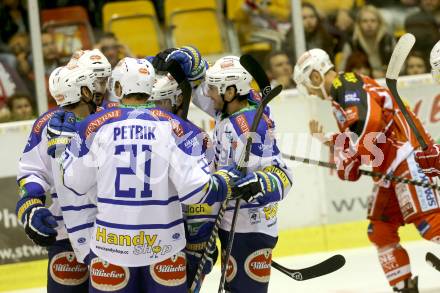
[152, 48, 178, 72]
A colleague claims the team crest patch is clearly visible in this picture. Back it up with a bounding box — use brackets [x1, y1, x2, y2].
[345, 106, 359, 125]
[235, 114, 250, 134]
[224, 253, 237, 283]
[150, 252, 186, 287]
[33, 111, 56, 134]
[90, 258, 129, 291]
[396, 183, 416, 220]
[49, 251, 88, 286]
[171, 120, 184, 137]
[244, 248, 272, 283]
[86, 109, 121, 137]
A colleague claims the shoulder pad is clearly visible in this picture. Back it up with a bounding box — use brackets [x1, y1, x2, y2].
[81, 108, 123, 138]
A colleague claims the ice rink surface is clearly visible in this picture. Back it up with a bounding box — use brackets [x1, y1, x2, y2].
[8, 240, 440, 293]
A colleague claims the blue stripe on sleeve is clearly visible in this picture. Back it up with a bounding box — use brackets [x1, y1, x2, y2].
[97, 196, 179, 206]
[61, 204, 97, 211]
[95, 218, 183, 230]
[180, 184, 206, 202]
[67, 222, 94, 233]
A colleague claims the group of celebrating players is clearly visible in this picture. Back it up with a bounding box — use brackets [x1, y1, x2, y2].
[14, 41, 440, 293]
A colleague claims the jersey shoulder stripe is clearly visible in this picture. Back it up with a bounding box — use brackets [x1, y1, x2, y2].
[24, 108, 59, 152]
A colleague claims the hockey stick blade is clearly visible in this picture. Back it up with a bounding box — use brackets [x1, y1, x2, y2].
[426, 252, 440, 271]
[385, 33, 428, 149]
[166, 59, 192, 120]
[271, 254, 346, 281]
[240, 54, 271, 96]
[386, 33, 415, 80]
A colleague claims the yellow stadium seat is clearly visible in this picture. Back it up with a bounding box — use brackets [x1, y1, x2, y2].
[164, 0, 228, 55]
[103, 1, 164, 57]
[307, 0, 364, 13]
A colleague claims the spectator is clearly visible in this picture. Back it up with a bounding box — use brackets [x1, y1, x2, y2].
[41, 32, 61, 75]
[418, 0, 440, 25]
[6, 92, 34, 121]
[264, 51, 295, 89]
[405, 12, 440, 58]
[0, 0, 28, 44]
[345, 51, 373, 77]
[404, 51, 429, 75]
[8, 32, 31, 80]
[301, 2, 337, 59]
[94, 32, 132, 68]
[233, 0, 291, 54]
[342, 5, 395, 78]
[331, 9, 355, 54]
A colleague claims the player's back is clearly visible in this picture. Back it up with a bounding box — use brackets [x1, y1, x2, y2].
[64, 106, 212, 266]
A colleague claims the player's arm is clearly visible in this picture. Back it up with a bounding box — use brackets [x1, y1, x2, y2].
[47, 111, 97, 195]
[169, 126, 240, 205]
[155, 46, 217, 117]
[233, 119, 293, 204]
[16, 115, 58, 247]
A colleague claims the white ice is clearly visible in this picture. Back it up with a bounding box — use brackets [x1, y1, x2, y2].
[8, 240, 440, 293]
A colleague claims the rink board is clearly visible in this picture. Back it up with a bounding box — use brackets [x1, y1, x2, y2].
[0, 219, 421, 292]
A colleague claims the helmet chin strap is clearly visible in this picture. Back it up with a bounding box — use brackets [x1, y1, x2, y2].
[307, 73, 331, 101]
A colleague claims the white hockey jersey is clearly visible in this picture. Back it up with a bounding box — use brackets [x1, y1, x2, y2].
[192, 85, 293, 237]
[61, 105, 219, 267]
[17, 109, 68, 241]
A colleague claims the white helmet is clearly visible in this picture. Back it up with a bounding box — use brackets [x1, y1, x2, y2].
[49, 66, 96, 107]
[151, 74, 182, 106]
[110, 57, 155, 99]
[293, 49, 334, 96]
[67, 49, 111, 78]
[430, 40, 440, 83]
[205, 56, 252, 95]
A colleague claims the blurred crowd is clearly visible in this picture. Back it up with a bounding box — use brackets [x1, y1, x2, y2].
[0, 0, 438, 123]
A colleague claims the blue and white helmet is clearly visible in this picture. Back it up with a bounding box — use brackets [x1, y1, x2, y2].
[205, 56, 252, 95]
[151, 74, 182, 106]
[109, 57, 156, 99]
[49, 66, 95, 107]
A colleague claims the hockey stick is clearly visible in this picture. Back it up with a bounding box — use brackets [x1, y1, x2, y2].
[240, 54, 272, 97]
[189, 85, 283, 293]
[272, 254, 346, 281]
[426, 252, 440, 272]
[166, 59, 192, 120]
[217, 54, 281, 292]
[281, 153, 440, 190]
[217, 92, 282, 293]
[385, 33, 428, 150]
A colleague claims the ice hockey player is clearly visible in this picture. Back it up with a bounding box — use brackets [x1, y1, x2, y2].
[415, 40, 440, 177]
[163, 47, 293, 293]
[294, 48, 440, 293]
[150, 73, 218, 289]
[46, 57, 256, 292]
[67, 48, 115, 108]
[15, 65, 97, 292]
